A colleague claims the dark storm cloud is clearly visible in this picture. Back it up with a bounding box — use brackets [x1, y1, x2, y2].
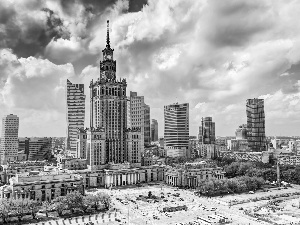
[204, 0, 275, 47]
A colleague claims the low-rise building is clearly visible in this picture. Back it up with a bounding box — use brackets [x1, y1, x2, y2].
[165, 161, 224, 188]
[1, 161, 52, 184]
[0, 169, 83, 201]
[227, 139, 249, 152]
[166, 147, 187, 158]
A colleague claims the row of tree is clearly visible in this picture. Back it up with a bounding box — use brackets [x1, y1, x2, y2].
[0, 191, 111, 223]
[222, 160, 300, 184]
[196, 176, 265, 196]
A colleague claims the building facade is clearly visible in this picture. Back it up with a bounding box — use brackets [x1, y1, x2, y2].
[151, 119, 158, 142]
[164, 103, 189, 151]
[246, 98, 266, 151]
[235, 124, 248, 140]
[126, 127, 142, 166]
[0, 114, 19, 165]
[199, 117, 215, 144]
[144, 104, 151, 146]
[129, 91, 146, 151]
[165, 161, 224, 188]
[227, 139, 249, 152]
[66, 79, 86, 157]
[0, 169, 83, 201]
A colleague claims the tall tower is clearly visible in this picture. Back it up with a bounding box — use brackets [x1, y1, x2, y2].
[164, 103, 189, 149]
[246, 98, 266, 151]
[0, 114, 19, 165]
[151, 119, 158, 142]
[66, 79, 86, 157]
[198, 117, 215, 144]
[90, 20, 128, 164]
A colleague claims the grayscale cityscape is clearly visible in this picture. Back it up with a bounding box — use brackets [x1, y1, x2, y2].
[0, 1, 300, 225]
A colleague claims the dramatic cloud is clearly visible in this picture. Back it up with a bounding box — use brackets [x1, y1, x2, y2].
[1, 0, 300, 137]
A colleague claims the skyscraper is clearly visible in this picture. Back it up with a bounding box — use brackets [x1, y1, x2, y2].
[198, 117, 215, 144]
[144, 104, 151, 146]
[129, 91, 148, 151]
[89, 20, 132, 164]
[246, 98, 266, 151]
[0, 114, 19, 164]
[66, 79, 86, 157]
[151, 119, 158, 142]
[164, 103, 189, 149]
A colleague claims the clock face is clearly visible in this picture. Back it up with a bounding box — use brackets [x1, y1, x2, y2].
[106, 54, 112, 60]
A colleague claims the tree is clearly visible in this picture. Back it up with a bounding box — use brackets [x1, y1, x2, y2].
[41, 201, 53, 217]
[53, 196, 67, 216]
[0, 199, 12, 223]
[64, 191, 84, 213]
[27, 200, 41, 220]
[97, 193, 111, 210]
[11, 199, 29, 223]
[83, 193, 103, 211]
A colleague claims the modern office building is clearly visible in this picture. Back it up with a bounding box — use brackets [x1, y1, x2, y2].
[236, 124, 248, 140]
[151, 119, 158, 142]
[0, 114, 19, 164]
[144, 104, 151, 146]
[88, 21, 142, 165]
[164, 103, 189, 151]
[128, 91, 151, 149]
[66, 79, 86, 157]
[198, 117, 215, 144]
[28, 138, 52, 161]
[18, 137, 52, 161]
[246, 98, 266, 151]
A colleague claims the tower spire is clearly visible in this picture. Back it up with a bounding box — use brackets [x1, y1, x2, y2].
[106, 20, 110, 48]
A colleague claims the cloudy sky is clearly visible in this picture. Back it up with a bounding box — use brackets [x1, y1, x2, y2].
[1, 0, 300, 137]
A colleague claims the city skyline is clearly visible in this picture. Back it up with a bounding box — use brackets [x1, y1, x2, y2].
[1, 0, 300, 137]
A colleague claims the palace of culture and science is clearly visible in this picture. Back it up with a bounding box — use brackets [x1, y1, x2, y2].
[74, 21, 142, 169]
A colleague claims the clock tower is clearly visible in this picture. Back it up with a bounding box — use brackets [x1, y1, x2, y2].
[89, 20, 128, 165]
[100, 20, 116, 82]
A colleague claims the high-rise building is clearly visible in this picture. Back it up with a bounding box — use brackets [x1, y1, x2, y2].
[144, 104, 151, 146]
[198, 117, 215, 144]
[151, 119, 158, 142]
[246, 98, 266, 151]
[0, 114, 19, 164]
[66, 79, 86, 157]
[164, 103, 189, 150]
[129, 91, 146, 151]
[89, 21, 141, 165]
[235, 124, 248, 140]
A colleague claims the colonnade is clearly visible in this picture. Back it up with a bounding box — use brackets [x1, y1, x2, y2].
[105, 173, 140, 188]
[166, 175, 178, 186]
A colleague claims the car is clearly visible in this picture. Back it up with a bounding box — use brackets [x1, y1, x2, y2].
[248, 191, 255, 194]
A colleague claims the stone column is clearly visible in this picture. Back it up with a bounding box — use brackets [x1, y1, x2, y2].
[118, 174, 121, 186]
